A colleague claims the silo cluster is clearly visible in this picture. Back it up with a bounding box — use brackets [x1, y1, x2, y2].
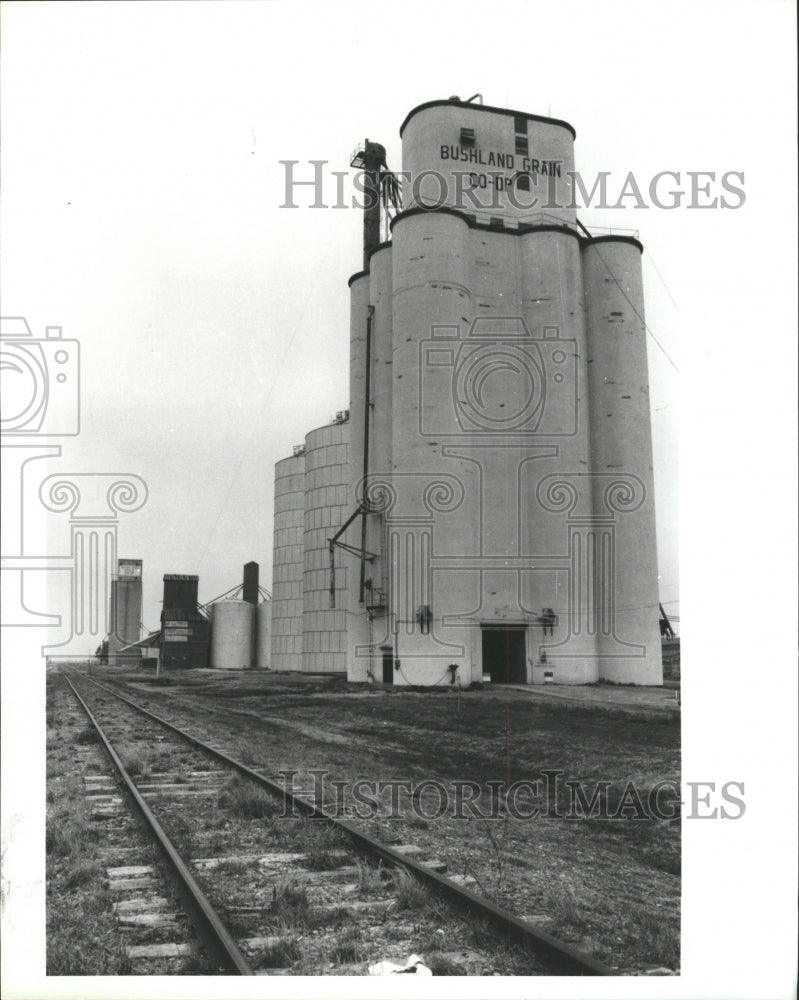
[271, 97, 663, 686]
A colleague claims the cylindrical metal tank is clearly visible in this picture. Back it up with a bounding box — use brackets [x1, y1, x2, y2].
[582, 236, 662, 685]
[302, 418, 350, 673]
[210, 599, 254, 670]
[254, 599, 272, 670]
[270, 452, 305, 671]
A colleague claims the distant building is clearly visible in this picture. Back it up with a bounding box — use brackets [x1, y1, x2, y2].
[160, 574, 209, 670]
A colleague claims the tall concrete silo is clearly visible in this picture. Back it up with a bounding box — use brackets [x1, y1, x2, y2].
[302, 416, 350, 672]
[270, 451, 305, 671]
[583, 237, 662, 683]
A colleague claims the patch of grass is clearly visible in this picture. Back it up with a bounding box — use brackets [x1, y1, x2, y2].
[47, 908, 133, 976]
[121, 752, 149, 778]
[217, 777, 274, 819]
[357, 861, 388, 897]
[405, 814, 431, 830]
[426, 954, 467, 975]
[627, 906, 680, 970]
[548, 884, 586, 928]
[269, 881, 309, 922]
[303, 849, 346, 871]
[200, 828, 229, 855]
[329, 925, 366, 965]
[285, 818, 349, 868]
[62, 859, 100, 890]
[306, 905, 352, 930]
[419, 928, 447, 952]
[233, 740, 260, 767]
[46, 705, 131, 976]
[213, 858, 253, 875]
[74, 727, 100, 745]
[164, 812, 196, 856]
[392, 870, 432, 913]
[253, 937, 302, 970]
[46, 811, 99, 858]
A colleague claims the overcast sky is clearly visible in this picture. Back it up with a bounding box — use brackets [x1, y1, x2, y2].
[1, 2, 797, 997]
[0, 0, 721, 636]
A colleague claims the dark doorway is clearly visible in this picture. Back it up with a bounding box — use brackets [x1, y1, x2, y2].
[381, 648, 394, 685]
[482, 628, 527, 684]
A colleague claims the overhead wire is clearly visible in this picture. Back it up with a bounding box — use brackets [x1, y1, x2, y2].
[592, 242, 680, 374]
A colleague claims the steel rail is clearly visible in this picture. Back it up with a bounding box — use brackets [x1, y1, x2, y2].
[64, 675, 254, 975]
[77, 671, 612, 976]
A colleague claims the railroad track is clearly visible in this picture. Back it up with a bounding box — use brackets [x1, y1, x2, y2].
[60, 670, 610, 976]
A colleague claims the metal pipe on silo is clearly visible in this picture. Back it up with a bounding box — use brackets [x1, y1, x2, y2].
[364, 245, 393, 612]
[351, 140, 387, 269]
[359, 307, 373, 606]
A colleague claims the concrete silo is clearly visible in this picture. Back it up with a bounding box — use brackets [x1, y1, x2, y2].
[302, 417, 350, 672]
[270, 451, 305, 671]
[582, 237, 662, 683]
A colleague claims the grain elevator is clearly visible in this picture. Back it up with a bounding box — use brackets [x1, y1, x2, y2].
[107, 558, 143, 661]
[272, 97, 663, 686]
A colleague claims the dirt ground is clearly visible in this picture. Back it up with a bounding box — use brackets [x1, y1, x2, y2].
[82, 667, 679, 974]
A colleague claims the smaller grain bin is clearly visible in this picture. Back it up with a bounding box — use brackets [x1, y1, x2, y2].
[210, 598, 254, 670]
[255, 600, 272, 670]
